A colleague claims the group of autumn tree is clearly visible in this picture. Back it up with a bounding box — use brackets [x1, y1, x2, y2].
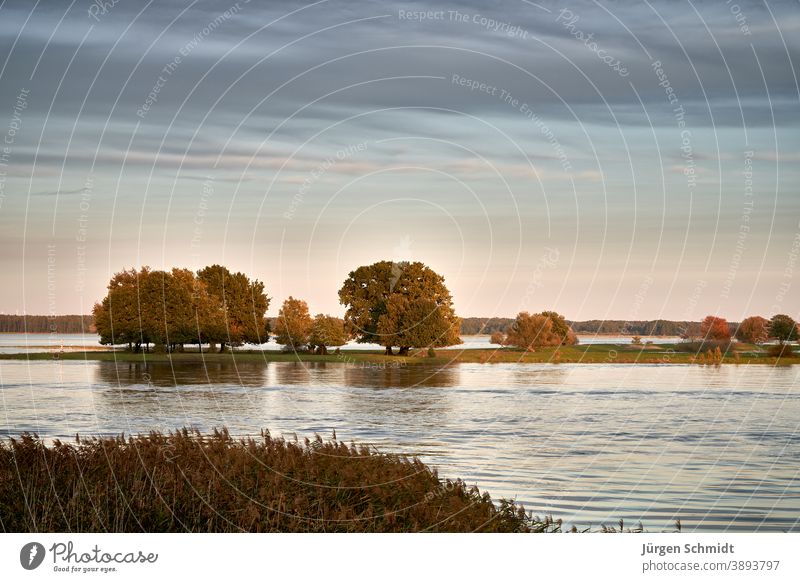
[487, 313, 799, 352]
[93, 261, 463, 355]
[686, 314, 799, 346]
[93, 260, 799, 355]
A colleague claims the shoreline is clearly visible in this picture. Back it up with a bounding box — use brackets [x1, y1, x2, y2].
[1, 344, 796, 366]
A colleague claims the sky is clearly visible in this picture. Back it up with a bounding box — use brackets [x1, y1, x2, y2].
[0, 0, 798, 321]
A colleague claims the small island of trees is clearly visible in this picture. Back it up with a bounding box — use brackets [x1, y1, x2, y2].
[489, 311, 577, 351]
[88, 260, 798, 361]
[92, 260, 466, 356]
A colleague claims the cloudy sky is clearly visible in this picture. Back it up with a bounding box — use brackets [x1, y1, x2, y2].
[0, 0, 798, 320]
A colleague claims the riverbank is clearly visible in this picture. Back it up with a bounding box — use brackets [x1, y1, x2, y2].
[1, 342, 796, 365]
[0, 429, 551, 533]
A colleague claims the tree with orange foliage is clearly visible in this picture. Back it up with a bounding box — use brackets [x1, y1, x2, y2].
[699, 315, 731, 341]
[735, 316, 769, 344]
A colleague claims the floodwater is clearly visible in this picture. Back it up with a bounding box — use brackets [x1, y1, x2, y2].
[1, 357, 797, 532]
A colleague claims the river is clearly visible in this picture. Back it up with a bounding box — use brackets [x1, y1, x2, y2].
[1, 357, 797, 532]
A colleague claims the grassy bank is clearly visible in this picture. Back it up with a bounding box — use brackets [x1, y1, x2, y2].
[0, 429, 552, 533]
[2, 342, 797, 365]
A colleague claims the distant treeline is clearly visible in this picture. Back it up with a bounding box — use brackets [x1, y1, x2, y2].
[460, 318, 515, 335]
[0, 314, 95, 334]
[460, 318, 721, 337]
[567, 320, 705, 336]
[3, 314, 729, 338]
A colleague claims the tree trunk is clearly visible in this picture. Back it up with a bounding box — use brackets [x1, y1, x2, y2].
[208, 342, 216, 353]
[398, 346, 409, 356]
[219, 342, 226, 353]
[384, 346, 394, 356]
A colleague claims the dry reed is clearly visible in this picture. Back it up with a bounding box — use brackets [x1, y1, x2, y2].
[0, 428, 546, 533]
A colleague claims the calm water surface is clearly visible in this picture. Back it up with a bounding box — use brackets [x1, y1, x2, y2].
[1, 358, 797, 532]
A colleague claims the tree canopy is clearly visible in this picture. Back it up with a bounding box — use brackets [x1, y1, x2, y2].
[503, 312, 552, 351]
[699, 315, 731, 341]
[498, 311, 577, 351]
[539, 311, 578, 345]
[769, 314, 799, 343]
[735, 316, 769, 344]
[274, 297, 313, 350]
[309, 314, 349, 354]
[93, 266, 269, 352]
[338, 261, 461, 355]
[197, 264, 270, 348]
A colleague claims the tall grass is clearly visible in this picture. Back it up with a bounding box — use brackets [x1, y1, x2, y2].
[767, 344, 795, 358]
[0, 429, 546, 533]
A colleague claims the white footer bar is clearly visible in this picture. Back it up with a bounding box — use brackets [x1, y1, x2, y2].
[1, 533, 798, 581]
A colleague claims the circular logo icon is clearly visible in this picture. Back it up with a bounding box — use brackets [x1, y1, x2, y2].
[20, 542, 46, 570]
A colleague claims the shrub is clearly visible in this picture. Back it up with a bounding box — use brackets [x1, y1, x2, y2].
[505, 313, 554, 351]
[768, 344, 795, 358]
[538, 311, 578, 346]
[675, 340, 731, 355]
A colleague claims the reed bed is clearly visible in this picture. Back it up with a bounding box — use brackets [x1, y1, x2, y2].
[0, 428, 547, 533]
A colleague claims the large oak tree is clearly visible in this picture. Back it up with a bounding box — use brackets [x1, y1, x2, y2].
[338, 261, 461, 355]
